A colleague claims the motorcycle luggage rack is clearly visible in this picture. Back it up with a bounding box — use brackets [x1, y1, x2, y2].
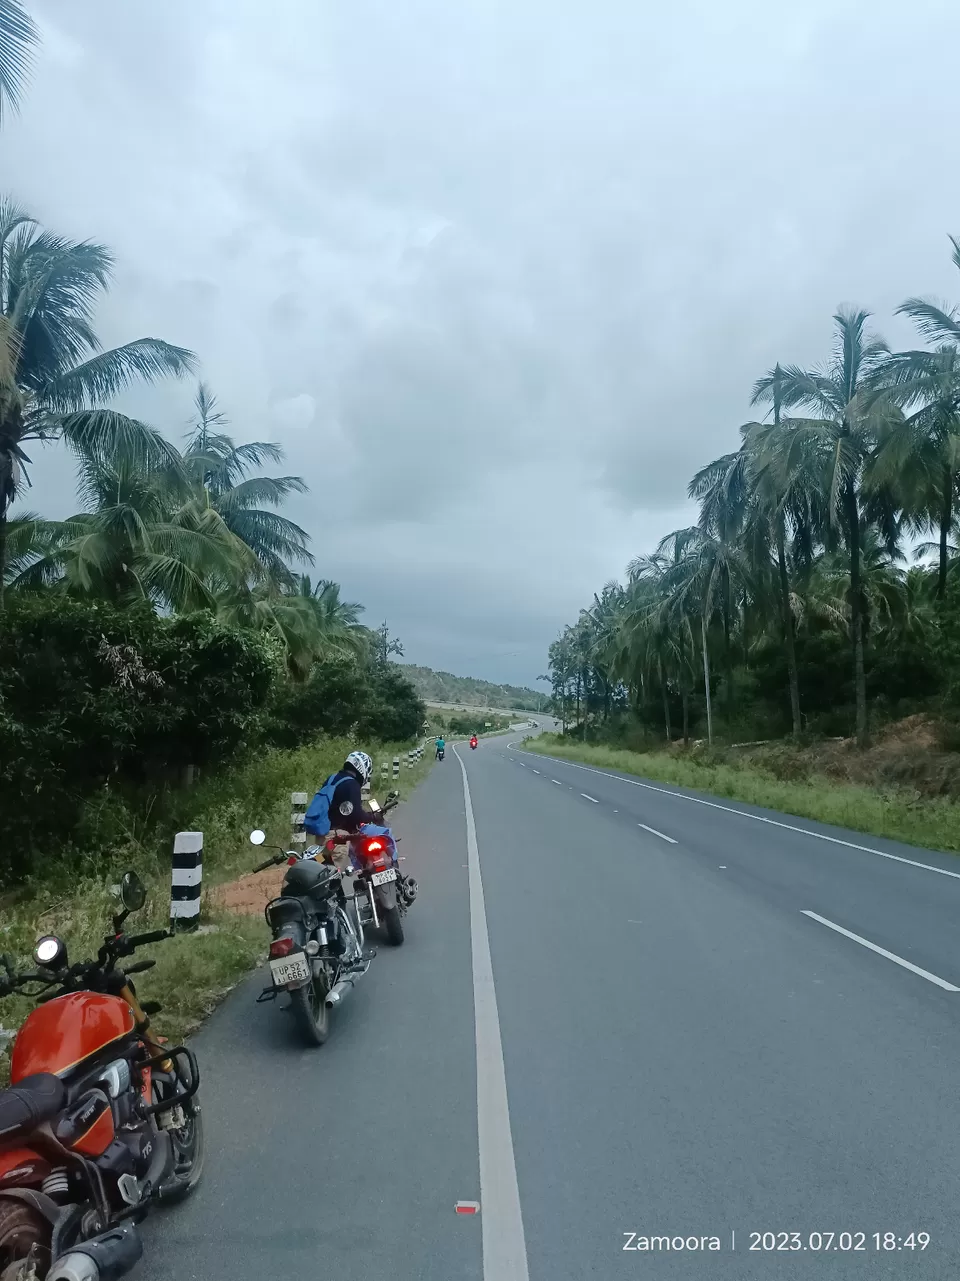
[263, 895, 310, 927]
[138, 1045, 200, 1116]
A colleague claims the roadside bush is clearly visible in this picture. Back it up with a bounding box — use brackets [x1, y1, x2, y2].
[0, 596, 426, 887]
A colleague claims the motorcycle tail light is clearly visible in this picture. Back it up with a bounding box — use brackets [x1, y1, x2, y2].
[286, 856, 297, 866]
[270, 937, 295, 958]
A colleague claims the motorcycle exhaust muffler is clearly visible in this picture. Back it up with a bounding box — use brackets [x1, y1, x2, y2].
[325, 976, 356, 1008]
[401, 876, 419, 905]
[47, 1224, 143, 1281]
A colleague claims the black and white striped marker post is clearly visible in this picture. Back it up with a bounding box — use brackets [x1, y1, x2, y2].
[393, 757, 400, 780]
[380, 760, 389, 784]
[291, 792, 308, 846]
[170, 831, 202, 928]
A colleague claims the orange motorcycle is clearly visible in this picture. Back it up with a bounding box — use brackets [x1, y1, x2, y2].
[0, 872, 202, 1281]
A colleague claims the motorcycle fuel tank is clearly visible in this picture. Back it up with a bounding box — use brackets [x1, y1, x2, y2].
[11, 992, 136, 1082]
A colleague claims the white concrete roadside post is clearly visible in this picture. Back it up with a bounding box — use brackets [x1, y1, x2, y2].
[291, 792, 308, 846]
[170, 831, 202, 928]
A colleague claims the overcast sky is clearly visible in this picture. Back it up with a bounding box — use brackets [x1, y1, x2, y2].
[6, 0, 960, 685]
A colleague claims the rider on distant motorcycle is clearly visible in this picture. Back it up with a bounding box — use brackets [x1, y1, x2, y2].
[470, 734, 478, 749]
[304, 750, 407, 887]
[305, 751, 382, 842]
[435, 736, 445, 760]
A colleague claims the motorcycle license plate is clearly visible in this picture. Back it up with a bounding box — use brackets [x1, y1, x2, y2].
[270, 953, 310, 985]
[371, 868, 397, 886]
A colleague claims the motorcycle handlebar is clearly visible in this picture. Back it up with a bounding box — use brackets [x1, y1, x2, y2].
[253, 854, 283, 872]
[127, 929, 171, 948]
[123, 959, 156, 975]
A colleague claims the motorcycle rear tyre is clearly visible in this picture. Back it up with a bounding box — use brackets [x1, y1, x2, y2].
[291, 977, 330, 1046]
[382, 906, 405, 946]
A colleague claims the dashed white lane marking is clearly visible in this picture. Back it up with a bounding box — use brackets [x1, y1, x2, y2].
[453, 745, 530, 1279]
[551, 779, 562, 786]
[802, 911, 960, 992]
[638, 823, 677, 844]
[519, 752, 960, 881]
[532, 769, 541, 775]
[581, 793, 599, 803]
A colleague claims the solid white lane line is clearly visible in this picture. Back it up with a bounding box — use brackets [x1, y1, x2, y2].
[521, 752, 960, 881]
[802, 911, 960, 992]
[453, 745, 530, 1279]
[639, 823, 677, 844]
[581, 793, 599, 803]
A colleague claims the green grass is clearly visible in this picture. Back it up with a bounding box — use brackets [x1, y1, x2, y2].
[0, 737, 433, 1083]
[527, 736, 960, 854]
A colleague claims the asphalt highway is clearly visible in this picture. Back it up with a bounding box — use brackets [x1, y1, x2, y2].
[140, 734, 960, 1279]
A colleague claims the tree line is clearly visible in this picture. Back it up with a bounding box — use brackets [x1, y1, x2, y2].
[0, 9, 425, 880]
[547, 252, 960, 751]
[399, 665, 544, 711]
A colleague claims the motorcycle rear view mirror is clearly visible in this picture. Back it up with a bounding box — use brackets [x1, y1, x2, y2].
[368, 799, 381, 813]
[120, 871, 146, 912]
[250, 829, 267, 846]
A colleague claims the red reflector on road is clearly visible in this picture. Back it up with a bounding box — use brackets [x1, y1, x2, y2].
[455, 1201, 480, 1215]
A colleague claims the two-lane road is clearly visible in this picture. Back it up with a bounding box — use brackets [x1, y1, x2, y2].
[141, 737, 960, 1279]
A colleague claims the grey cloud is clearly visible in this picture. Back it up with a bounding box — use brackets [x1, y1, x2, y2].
[10, 0, 960, 683]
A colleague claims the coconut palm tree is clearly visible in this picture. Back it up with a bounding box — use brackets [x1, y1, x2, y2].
[898, 235, 960, 347]
[751, 308, 890, 746]
[0, 200, 196, 606]
[689, 447, 750, 718]
[182, 383, 311, 583]
[10, 446, 256, 610]
[0, 0, 38, 122]
[292, 575, 368, 658]
[740, 364, 828, 736]
[867, 345, 960, 600]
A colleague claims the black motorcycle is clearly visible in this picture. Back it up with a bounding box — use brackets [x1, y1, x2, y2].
[325, 795, 418, 947]
[249, 833, 372, 1046]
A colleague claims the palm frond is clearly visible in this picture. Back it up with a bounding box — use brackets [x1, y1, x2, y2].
[44, 339, 197, 412]
[897, 298, 960, 345]
[0, 0, 38, 122]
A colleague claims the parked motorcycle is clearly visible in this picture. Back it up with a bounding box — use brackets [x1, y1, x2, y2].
[325, 795, 418, 947]
[0, 871, 203, 1281]
[249, 834, 372, 1047]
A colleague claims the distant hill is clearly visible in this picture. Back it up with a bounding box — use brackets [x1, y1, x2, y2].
[398, 664, 544, 711]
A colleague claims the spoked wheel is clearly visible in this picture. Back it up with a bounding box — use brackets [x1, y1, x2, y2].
[290, 972, 330, 1046]
[0, 1202, 51, 1281]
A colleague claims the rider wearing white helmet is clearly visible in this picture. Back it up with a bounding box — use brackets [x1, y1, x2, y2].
[328, 751, 376, 833]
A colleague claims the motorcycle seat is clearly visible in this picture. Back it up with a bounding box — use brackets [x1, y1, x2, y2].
[0, 1073, 67, 1141]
